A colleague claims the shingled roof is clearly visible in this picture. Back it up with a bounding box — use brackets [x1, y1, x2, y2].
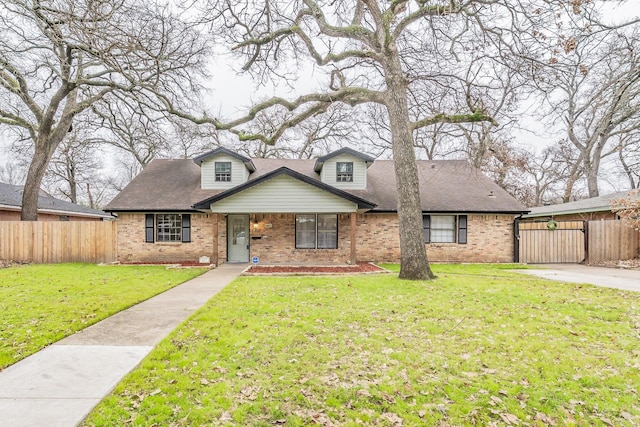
[524, 190, 639, 218]
[0, 182, 112, 219]
[105, 156, 527, 214]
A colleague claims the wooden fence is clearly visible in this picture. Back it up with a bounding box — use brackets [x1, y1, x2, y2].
[0, 221, 117, 264]
[586, 219, 640, 264]
[518, 220, 585, 263]
[517, 219, 640, 264]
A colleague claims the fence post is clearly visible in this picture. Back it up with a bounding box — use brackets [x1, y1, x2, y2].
[583, 220, 589, 265]
[513, 217, 520, 263]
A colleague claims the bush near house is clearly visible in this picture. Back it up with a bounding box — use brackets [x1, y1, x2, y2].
[85, 265, 640, 426]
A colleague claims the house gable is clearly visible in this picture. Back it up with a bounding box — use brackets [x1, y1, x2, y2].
[194, 167, 376, 213]
[313, 148, 374, 190]
[193, 147, 256, 190]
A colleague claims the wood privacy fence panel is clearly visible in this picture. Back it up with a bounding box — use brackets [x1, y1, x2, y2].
[586, 220, 640, 264]
[518, 221, 585, 264]
[0, 221, 117, 264]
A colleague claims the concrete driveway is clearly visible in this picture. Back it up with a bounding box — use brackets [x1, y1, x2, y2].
[516, 264, 640, 292]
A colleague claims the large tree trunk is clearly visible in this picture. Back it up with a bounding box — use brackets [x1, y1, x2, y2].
[385, 55, 435, 281]
[21, 141, 55, 221]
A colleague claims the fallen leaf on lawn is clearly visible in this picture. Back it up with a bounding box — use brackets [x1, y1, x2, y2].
[220, 411, 233, 421]
[200, 378, 209, 385]
[499, 413, 519, 425]
[380, 412, 403, 426]
[356, 388, 372, 398]
[149, 388, 162, 396]
[271, 419, 286, 425]
[599, 416, 614, 426]
[534, 412, 557, 425]
[621, 411, 635, 422]
[418, 410, 427, 418]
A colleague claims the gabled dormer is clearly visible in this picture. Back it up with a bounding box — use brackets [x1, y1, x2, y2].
[313, 147, 375, 190]
[193, 147, 256, 190]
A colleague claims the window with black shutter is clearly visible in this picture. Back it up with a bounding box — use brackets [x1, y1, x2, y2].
[458, 215, 467, 244]
[423, 215, 430, 243]
[145, 214, 155, 243]
[181, 214, 191, 243]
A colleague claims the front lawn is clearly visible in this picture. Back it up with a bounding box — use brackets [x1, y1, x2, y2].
[0, 263, 206, 369]
[85, 264, 639, 426]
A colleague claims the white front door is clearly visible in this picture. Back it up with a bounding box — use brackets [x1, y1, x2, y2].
[228, 214, 250, 263]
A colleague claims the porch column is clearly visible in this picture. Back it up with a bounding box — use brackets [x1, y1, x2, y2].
[212, 213, 219, 266]
[350, 212, 357, 265]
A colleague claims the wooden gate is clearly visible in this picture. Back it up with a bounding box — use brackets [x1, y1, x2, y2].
[515, 220, 585, 263]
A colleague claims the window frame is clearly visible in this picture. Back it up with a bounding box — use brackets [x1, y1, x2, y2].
[336, 162, 354, 182]
[156, 213, 183, 242]
[295, 213, 338, 249]
[145, 213, 191, 243]
[423, 214, 467, 244]
[215, 161, 232, 182]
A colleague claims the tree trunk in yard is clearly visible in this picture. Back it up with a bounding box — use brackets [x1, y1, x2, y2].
[21, 141, 56, 221]
[385, 53, 435, 280]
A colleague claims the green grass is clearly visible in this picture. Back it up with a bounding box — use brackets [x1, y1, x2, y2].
[0, 263, 206, 368]
[84, 265, 640, 426]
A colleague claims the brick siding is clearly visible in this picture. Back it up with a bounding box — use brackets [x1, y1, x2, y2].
[116, 213, 216, 263]
[117, 212, 515, 264]
[356, 213, 515, 263]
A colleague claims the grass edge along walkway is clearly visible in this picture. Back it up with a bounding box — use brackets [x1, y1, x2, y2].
[0, 263, 207, 369]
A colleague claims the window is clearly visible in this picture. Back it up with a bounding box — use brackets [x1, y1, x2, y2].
[145, 213, 191, 243]
[423, 215, 467, 244]
[336, 162, 353, 182]
[296, 214, 338, 249]
[215, 162, 232, 182]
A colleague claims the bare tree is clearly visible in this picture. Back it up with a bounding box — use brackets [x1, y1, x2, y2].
[0, 0, 208, 220]
[538, 28, 640, 198]
[171, 0, 589, 280]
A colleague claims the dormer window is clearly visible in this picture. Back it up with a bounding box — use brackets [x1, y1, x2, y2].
[215, 162, 232, 182]
[336, 162, 353, 182]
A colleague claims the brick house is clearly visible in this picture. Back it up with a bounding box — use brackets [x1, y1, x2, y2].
[105, 147, 527, 265]
[0, 182, 112, 221]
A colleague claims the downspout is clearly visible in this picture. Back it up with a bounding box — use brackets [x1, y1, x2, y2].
[514, 215, 522, 263]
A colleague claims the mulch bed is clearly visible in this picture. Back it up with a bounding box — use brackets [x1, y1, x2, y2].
[118, 261, 212, 267]
[245, 262, 387, 275]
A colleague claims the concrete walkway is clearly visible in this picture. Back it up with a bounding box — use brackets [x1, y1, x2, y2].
[516, 264, 640, 292]
[0, 263, 246, 427]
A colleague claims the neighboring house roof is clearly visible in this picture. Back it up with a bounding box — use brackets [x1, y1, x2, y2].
[192, 147, 256, 172]
[523, 190, 639, 218]
[105, 155, 527, 214]
[193, 167, 376, 210]
[0, 182, 112, 219]
[313, 147, 375, 172]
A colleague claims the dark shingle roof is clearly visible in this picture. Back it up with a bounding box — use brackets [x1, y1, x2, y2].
[524, 190, 639, 218]
[104, 160, 222, 211]
[349, 160, 527, 213]
[0, 182, 111, 218]
[105, 157, 527, 213]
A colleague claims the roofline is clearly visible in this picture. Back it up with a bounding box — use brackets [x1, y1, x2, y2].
[523, 206, 612, 218]
[193, 166, 377, 210]
[0, 204, 113, 218]
[370, 209, 530, 214]
[103, 209, 205, 213]
[314, 147, 376, 172]
[192, 147, 256, 172]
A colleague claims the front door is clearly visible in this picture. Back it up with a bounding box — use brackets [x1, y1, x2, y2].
[228, 214, 250, 263]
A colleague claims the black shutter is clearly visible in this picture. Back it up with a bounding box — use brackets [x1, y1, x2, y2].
[145, 214, 155, 243]
[181, 214, 191, 243]
[458, 215, 467, 244]
[422, 215, 430, 243]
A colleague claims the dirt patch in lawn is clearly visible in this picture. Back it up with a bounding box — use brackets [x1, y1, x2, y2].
[245, 262, 387, 275]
